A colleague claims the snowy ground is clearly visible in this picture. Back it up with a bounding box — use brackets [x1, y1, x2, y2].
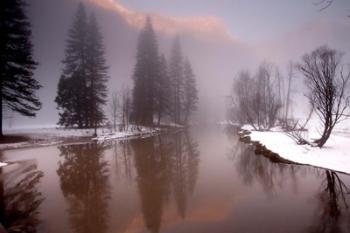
[0, 125, 170, 152]
[241, 122, 350, 174]
[92, 126, 161, 141]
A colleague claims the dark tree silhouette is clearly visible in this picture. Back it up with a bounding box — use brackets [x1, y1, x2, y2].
[56, 4, 108, 130]
[308, 170, 350, 233]
[297, 46, 350, 147]
[132, 17, 159, 126]
[131, 132, 199, 231]
[0, 160, 44, 233]
[132, 137, 168, 233]
[57, 143, 110, 233]
[0, 0, 41, 136]
[56, 3, 89, 128]
[86, 13, 109, 135]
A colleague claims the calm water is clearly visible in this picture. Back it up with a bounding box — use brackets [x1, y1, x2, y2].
[1, 126, 350, 233]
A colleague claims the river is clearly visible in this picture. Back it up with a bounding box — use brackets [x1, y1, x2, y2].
[0, 126, 349, 233]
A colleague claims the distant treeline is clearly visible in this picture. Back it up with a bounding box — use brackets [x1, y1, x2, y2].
[0, 1, 198, 137]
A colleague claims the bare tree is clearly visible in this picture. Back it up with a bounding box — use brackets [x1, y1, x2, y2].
[121, 86, 131, 131]
[109, 91, 119, 132]
[313, 0, 350, 17]
[297, 45, 350, 147]
[230, 70, 256, 127]
[230, 63, 282, 130]
[314, 0, 335, 11]
[285, 62, 294, 123]
[255, 63, 282, 130]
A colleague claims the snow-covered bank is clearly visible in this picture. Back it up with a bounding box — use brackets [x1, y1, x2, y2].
[240, 126, 350, 174]
[92, 127, 162, 141]
[0, 127, 97, 150]
[0, 125, 180, 151]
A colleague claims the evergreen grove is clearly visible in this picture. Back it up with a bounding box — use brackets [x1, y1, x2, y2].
[0, 2, 198, 135]
[131, 18, 198, 127]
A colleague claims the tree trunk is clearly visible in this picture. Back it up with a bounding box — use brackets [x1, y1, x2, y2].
[316, 123, 333, 147]
[157, 112, 161, 126]
[0, 84, 3, 137]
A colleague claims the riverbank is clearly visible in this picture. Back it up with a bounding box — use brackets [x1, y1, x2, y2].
[238, 125, 350, 174]
[0, 125, 181, 151]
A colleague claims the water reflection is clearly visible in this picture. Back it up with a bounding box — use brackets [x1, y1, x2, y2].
[0, 159, 44, 233]
[113, 140, 133, 183]
[57, 143, 110, 233]
[55, 131, 199, 233]
[308, 170, 350, 233]
[226, 126, 299, 194]
[226, 126, 350, 233]
[132, 131, 199, 232]
[2, 127, 350, 233]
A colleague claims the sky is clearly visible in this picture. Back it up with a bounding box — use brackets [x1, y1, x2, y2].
[5, 0, 350, 128]
[118, 0, 349, 43]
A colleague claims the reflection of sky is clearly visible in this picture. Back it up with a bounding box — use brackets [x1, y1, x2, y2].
[120, 0, 349, 43]
[2, 128, 350, 233]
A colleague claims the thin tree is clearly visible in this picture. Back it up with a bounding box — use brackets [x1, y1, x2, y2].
[121, 86, 131, 131]
[0, 0, 41, 136]
[169, 37, 184, 125]
[109, 91, 119, 132]
[183, 59, 198, 125]
[285, 62, 294, 123]
[155, 54, 171, 126]
[297, 45, 350, 147]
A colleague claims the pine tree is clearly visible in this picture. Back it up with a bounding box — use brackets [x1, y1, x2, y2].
[169, 37, 184, 125]
[0, 0, 41, 136]
[183, 59, 198, 124]
[86, 13, 109, 135]
[155, 55, 171, 125]
[56, 3, 89, 128]
[132, 17, 159, 126]
[56, 4, 108, 132]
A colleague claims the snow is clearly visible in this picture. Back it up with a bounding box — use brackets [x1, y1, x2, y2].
[1, 125, 169, 150]
[93, 126, 161, 141]
[243, 124, 350, 174]
[4, 127, 99, 138]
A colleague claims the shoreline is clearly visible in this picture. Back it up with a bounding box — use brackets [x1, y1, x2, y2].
[236, 126, 350, 175]
[0, 125, 182, 152]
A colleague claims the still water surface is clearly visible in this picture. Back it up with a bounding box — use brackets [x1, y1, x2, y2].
[1, 126, 350, 233]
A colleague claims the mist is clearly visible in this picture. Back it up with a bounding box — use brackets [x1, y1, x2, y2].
[4, 0, 347, 128]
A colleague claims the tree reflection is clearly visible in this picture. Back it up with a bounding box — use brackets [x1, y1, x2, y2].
[226, 126, 299, 194]
[0, 159, 44, 233]
[132, 131, 199, 233]
[57, 143, 110, 233]
[132, 137, 166, 233]
[172, 132, 199, 218]
[308, 170, 350, 233]
[114, 140, 133, 183]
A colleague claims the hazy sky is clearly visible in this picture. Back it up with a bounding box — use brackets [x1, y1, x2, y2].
[119, 0, 349, 42]
[6, 0, 350, 128]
